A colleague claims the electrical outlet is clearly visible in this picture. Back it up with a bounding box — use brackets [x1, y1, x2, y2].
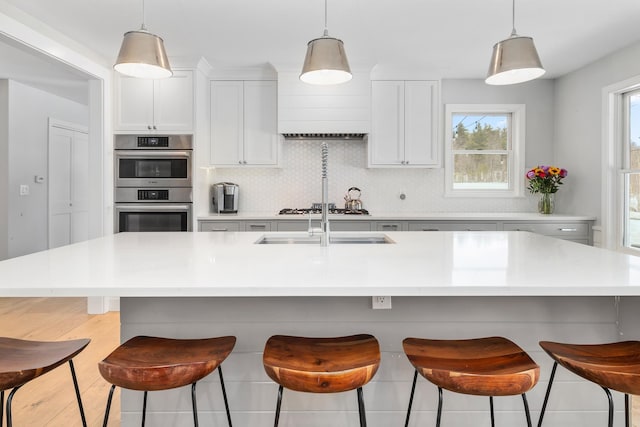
[19, 184, 29, 196]
[372, 296, 392, 309]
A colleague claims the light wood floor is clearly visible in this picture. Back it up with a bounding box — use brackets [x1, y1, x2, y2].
[0, 297, 120, 426]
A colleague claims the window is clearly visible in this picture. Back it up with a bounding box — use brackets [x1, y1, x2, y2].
[622, 90, 640, 250]
[445, 104, 525, 197]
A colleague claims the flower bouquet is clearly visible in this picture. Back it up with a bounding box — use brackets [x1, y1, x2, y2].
[526, 166, 567, 214]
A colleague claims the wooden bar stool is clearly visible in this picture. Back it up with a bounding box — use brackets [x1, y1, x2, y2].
[262, 334, 380, 427]
[0, 337, 90, 427]
[403, 336, 539, 427]
[538, 340, 640, 427]
[99, 335, 236, 427]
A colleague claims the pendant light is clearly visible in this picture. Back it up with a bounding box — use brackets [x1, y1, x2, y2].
[300, 0, 352, 85]
[485, 0, 545, 85]
[114, 0, 172, 79]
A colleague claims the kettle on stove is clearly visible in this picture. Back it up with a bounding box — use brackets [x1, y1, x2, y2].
[344, 187, 363, 211]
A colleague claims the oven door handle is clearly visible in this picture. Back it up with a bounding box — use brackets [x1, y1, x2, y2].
[115, 150, 192, 158]
[115, 204, 192, 211]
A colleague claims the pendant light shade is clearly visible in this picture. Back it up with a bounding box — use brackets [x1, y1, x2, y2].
[300, 0, 352, 85]
[300, 33, 352, 85]
[485, 0, 545, 85]
[114, 28, 172, 79]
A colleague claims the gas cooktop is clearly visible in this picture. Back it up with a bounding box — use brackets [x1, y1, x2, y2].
[279, 206, 369, 215]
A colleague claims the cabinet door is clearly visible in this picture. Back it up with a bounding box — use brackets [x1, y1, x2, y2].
[210, 81, 244, 166]
[404, 81, 438, 166]
[154, 70, 194, 131]
[369, 81, 404, 166]
[114, 76, 155, 131]
[199, 221, 241, 232]
[243, 81, 278, 165]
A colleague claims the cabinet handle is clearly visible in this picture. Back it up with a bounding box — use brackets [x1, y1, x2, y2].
[248, 224, 266, 230]
[147, 125, 152, 130]
[381, 225, 398, 230]
[209, 228, 228, 232]
[238, 160, 243, 165]
[558, 228, 577, 232]
[421, 228, 439, 231]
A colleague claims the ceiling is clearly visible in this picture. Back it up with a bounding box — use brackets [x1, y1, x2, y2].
[1, 0, 640, 92]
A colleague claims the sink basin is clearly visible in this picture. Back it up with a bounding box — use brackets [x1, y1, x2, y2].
[255, 233, 395, 245]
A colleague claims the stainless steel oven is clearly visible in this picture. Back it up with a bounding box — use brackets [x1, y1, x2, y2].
[114, 135, 193, 232]
[115, 135, 192, 187]
[115, 188, 193, 232]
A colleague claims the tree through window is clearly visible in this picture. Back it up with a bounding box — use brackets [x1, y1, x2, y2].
[445, 105, 525, 197]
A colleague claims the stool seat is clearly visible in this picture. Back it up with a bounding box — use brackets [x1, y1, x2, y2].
[99, 335, 236, 427]
[403, 336, 539, 396]
[263, 334, 380, 394]
[0, 337, 90, 427]
[99, 335, 236, 391]
[0, 337, 90, 390]
[540, 340, 640, 396]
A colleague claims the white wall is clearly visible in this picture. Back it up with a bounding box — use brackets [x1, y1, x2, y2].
[2, 79, 88, 259]
[204, 79, 556, 215]
[555, 40, 640, 224]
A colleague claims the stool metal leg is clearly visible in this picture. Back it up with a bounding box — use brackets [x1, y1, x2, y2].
[142, 390, 148, 427]
[436, 387, 443, 427]
[6, 385, 23, 427]
[1, 390, 3, 425]
[625, 393, 630, 427]
[404, 370, 419, 427]
[522, 393, 533, 427]
[357, 386, 367, 427]
[489, 396, 495, 427]
[273, 385, 283, 427]
[218, 366, 233, 427]
[102, 384, 116, 427]
[192, 382, 199, 427]
[602, 387, 613, 427]
[68, 360, 88, 427]
[537, 361, 558, 427]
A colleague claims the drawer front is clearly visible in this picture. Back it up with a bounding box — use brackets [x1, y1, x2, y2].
[198, 221, 241, 232]
[244, 222, 272, 232]
[276, 221, 309, 232]
[375, 222, 405, 232]
[408, 222, 497, 231]
[330, 221, 371, 232]
[503, 222, 589, 238]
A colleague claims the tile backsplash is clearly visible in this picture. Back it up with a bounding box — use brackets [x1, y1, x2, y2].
[205, 140, 534, 214]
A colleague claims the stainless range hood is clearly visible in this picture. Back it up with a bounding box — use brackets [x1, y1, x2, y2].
[282, 133, 367, 140]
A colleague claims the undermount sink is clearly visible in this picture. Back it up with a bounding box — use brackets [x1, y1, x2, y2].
[255, 233, 395, 245]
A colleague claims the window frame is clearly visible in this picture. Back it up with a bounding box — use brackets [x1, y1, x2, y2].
[444, 104, 526, 198]
[621, 89, 640, 252]
[602, 75, 640, 254]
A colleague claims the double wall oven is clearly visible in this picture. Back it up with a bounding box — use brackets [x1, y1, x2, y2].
[114, 135, 193, 232]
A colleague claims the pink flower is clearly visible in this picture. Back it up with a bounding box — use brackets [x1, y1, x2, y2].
[559, 169, 568, 178]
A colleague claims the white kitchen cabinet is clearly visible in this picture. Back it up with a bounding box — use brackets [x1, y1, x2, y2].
[502, 221, 591, 244]
[369, 80, 439, 167]
[210, 80, 279, 167]
[114, 70, 194, 132]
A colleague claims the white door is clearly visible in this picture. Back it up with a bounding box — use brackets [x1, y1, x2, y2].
[49, 123, 89, 249]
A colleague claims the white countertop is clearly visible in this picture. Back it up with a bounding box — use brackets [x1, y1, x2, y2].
[0, 231, 635, 297]
[197, 212, 596, 221]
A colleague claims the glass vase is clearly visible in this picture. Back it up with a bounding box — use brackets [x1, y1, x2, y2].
[538, 193, 555, 214]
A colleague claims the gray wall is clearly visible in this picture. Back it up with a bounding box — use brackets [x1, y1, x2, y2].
[554, 40, 640, 223]
[0, 81, 8, 260]
[0, 79, 88, 259]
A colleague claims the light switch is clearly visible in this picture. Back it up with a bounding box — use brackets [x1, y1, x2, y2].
[19, 185, 29, 196]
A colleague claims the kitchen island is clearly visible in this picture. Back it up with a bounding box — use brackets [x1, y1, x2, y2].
[0, 231, 638, 426]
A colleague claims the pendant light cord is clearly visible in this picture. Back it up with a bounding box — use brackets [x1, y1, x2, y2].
[140, 0, 147, 31]
[510, 0, 517, 37]
[323, 0, 329, 37]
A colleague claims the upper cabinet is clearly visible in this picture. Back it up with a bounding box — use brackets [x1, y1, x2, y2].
[114, 70, 194, 133]
[210, 80, 279, 167]
[368, 80, 439, 168]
